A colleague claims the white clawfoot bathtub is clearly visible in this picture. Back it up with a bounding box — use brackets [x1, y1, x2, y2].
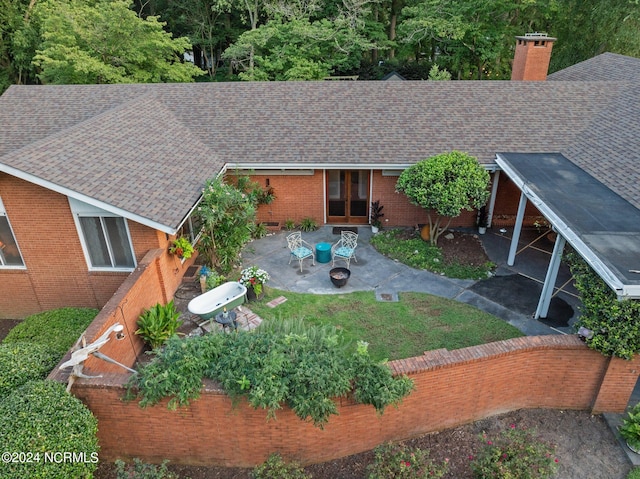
[187, 281, 247, 321]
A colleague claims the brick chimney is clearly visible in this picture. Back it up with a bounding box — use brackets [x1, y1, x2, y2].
[511, 32, 557, 81]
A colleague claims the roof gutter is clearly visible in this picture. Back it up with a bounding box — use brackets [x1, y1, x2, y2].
[495, 153, 636, 300]
[0, 163, 178, 235]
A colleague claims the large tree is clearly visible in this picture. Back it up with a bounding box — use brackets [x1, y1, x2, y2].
[395, 151, 490, 245]
[16, 0, 203, 85]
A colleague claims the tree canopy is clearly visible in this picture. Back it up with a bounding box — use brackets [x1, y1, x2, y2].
[395, 151, 490, 245]
[1, 0, 639, 92]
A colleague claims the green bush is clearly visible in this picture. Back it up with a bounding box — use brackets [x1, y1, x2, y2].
[251, 453, 310, 479]
[135, 300, 183, 350]
[3, 307, 98, 356]
[0, 342, 60, 399]
[620, 403, 640, 451]
[128, 320, 414, 427]
[367, 442, 448, 479]
[252, 222, 269, 239]
[298, 217, 318, 232]
[568, 252, 640, 359]
[470, 425, 558, 479]
[115, 458, 179, 479]
[0, 380, 99, 479]
[284, 219, 296, 230]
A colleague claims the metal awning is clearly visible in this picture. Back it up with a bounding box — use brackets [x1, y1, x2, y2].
[496, 152, 640, 303]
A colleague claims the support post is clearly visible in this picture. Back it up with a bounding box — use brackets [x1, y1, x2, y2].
[535, 234, 566, 319]
[507, 191, 527, 266]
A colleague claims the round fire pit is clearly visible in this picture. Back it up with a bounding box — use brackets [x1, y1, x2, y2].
[329, 267, 351, 288]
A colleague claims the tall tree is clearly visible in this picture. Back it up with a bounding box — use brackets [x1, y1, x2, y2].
[24, 0, 202, 84]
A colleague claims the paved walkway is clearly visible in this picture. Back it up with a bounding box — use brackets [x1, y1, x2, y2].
[240, 225, 579, 337]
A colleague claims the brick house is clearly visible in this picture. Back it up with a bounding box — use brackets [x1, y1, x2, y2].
[1, 35, 640, 318]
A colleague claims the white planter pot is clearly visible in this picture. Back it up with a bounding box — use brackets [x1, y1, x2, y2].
[371, 225, 379, 234]
[478, 226, 487, 235]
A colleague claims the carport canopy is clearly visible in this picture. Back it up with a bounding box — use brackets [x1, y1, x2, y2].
[495, 152, 640, 303]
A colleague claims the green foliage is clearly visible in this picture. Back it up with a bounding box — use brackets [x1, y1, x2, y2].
[129, 320, 414, 427]
[371, 229, 494, 280]
[0, 342, 60, 400]
[115, 458, 179, 479]
[619, 403, 640, 451]
[396, 151, 490, 245]
[284, 219, 297, 230]
[251, 453, 310, 479]
[367, 442, 449, 479]
[567, 252, 640, 359]
[428, 64, 452, 81]
[196, 177, 257, 274]
[627, 468, 640, 479]
[168, 236, 195, 259]
[0, 380, 99, 479]
[135, 300, 183, 350]
[299, 217, 318, 232]
[205, 271, 226, 291]
[470, 426, 558, 479]
[127, 334, 223, 409]
[252, 222, 269, 239]
[30, 0, 202, 84]
[3, 307, 98, 356]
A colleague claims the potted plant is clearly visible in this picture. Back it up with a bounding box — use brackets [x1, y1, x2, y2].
[370, 200, 384, 234]
[239, 266, 270, 301]
[168, 236, 194, 259]
[620, 403, 640, 453]
[477, 205, 488, 235]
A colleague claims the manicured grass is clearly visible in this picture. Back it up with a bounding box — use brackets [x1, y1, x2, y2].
[249, 289, 523, 362]
[370, 228, 494, 279]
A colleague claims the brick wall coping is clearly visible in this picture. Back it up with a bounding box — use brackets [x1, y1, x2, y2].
[389, 334, 588, 375]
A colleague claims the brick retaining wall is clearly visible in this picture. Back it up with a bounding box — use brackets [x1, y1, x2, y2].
[52, 332, 640, 467]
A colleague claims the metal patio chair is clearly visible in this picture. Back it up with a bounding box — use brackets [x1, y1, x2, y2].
[331, 231, 358, 268]
[287, 232, 315, 272]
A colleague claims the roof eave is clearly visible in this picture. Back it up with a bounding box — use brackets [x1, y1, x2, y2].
[0, 163, 178, 235]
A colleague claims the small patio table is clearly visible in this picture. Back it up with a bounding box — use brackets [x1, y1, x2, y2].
[315, 242, 331, 263]
[215, 310, 238, 332]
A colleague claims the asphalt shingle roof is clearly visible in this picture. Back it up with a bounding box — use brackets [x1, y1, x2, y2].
[0, 52, 639, 233]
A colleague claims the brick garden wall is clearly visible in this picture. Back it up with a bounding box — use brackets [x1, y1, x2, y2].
[0, 175, 176, 319]
[54, 334, 640, 467]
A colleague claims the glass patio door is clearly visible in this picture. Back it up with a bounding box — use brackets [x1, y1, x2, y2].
[326, 170, 369, 223]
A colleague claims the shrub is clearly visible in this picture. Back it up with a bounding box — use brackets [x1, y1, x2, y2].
[115, 458, 179, 479]
[196, 177, 257, 274]
[135, 300, 183, 350]
[619, 403, 640, 451]
[0, 342, 60, 399]
[367, 442, 448, 479]
[205, 271, 226, 291]
[567, 252, 640, 359]
[3, 307, 98, 356]
[299, 217, 318, 232]
[470, 425, 558, 479]
[284, 219, 296, 230]
[251, 453, 310, 479]
[252, 222, 269, 239]
[128, 321, 414, 427]
[0, 380, 99, 479]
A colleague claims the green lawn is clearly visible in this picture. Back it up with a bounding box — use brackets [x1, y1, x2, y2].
[248, 288, 523, 362]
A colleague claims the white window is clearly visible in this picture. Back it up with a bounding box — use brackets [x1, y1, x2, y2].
[69, 198, 135, 270]
[0, 197, 25, 268]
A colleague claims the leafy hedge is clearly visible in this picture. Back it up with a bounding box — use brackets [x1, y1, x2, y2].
[0, 342, 60, 400]
[3, 307, 98, 356]
[568, 252, 640, 359]
[128, 320, 414, 427]
[0, 380, 99, 479]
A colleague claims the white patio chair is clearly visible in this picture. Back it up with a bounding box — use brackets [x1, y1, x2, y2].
[331, 231, 358, 268]
[287, 232, 315, 272]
